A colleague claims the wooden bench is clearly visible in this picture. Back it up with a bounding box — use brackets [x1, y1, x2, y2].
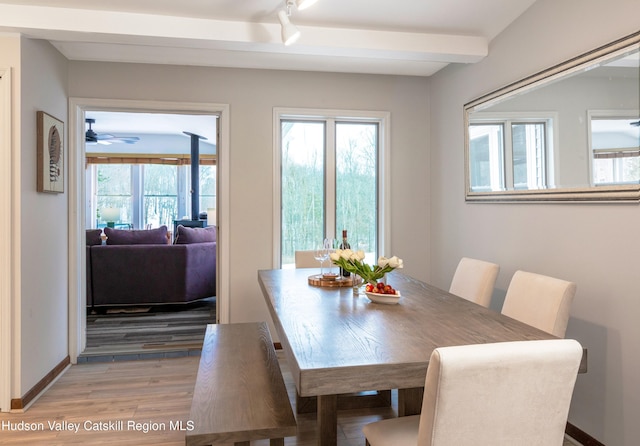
[186, 322, 297, 446]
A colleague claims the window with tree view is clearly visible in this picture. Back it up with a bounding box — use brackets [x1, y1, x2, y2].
[143, 164, 177, 228]
[95, 164, 132, 227]
[279, 113, 382, 268]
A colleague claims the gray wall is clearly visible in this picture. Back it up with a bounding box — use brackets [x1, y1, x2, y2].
[68, 63, 431, 323]
[18, 37, 69, 398]
[428, 0, 640, 443]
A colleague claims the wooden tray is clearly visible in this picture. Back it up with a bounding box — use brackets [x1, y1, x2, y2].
[308, 274, 361, 288]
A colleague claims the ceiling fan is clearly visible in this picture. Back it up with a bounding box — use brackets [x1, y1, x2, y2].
[85, 118, 140, 145]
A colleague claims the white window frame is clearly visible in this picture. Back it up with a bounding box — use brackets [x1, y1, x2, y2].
[272, 108, 391, 268]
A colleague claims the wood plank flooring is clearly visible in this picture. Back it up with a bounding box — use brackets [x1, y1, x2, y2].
[0, 357, 197, 445]
[82, 300, 215, 361]
[1, 351, 581, 445]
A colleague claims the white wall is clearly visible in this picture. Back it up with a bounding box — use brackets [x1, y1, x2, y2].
[67, 63, 430, 323]
[428, 0, 640, 444]
[0, 33, 21, 411]
[19, 37, 69, 397]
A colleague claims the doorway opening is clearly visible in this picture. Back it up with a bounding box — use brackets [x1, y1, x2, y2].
[68, 98, 230, 364]
[83, 110, 217, 359]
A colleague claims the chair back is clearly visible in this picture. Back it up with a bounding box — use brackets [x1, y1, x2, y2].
[417, 339, 583, 446]
[502, 270, 576, 337]
[294, 250, 319, 268]
[448, 257, 499, 307]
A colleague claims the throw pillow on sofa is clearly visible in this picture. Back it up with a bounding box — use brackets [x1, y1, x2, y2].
[174, 225, 217, 244]
[104, 225, 168, 245]
[86, 229, 103, 246]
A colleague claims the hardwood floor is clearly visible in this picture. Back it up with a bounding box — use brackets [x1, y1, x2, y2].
[0, 357, 198, 445]
[0, 351, 581, 445]
[81, 299, 215, 361]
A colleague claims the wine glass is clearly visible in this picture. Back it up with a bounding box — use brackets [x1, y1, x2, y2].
[324, 238, 339, 275]
[314, 244, 329, 275]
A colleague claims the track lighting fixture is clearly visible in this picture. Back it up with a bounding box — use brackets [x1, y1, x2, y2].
[278, 8, 300, 46]
[277, 0, 319, 45]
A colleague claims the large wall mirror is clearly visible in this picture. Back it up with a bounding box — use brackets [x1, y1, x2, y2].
[464, 31, 639, 202]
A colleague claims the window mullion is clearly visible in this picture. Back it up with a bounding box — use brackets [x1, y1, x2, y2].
[132, 165, 142, 229]
[325, 119, 336, 240]
[177, 166, 187, 220]
[504, 122, 514, 189]
[87, 165, 96, 228]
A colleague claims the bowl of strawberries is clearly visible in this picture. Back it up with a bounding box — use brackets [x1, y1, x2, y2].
[364, 282, 401, 305]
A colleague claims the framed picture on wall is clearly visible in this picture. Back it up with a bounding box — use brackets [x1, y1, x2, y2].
[37, 111, 64, 193]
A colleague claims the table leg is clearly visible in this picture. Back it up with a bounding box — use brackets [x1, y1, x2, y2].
[317, 394, 338, 446]
[398, 387, 424, 416]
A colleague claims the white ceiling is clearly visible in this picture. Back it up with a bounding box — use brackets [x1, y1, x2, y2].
[0, 0, 538, 77]
[85, 111, 218, 154]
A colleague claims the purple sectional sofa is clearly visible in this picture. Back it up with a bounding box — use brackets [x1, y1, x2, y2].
[86, 225, 216, 308]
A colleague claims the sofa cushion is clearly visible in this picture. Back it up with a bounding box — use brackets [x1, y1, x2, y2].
[175, 225, 217, 244]
[86, 229, 103, 246]
[104, 225, 168, 245]
[89, 242, 216, 305]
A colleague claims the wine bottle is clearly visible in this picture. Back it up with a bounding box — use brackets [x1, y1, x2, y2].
[339, 229, 351, 277]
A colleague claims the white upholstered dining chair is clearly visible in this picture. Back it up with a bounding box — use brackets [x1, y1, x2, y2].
[294, 250, 319, 268]
[448, 257, 500, 307]
[501, 270, 576, 337]
[362, 339, 583, 446]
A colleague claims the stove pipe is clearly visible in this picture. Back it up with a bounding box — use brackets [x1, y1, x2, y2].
[183, 132, 208, 220]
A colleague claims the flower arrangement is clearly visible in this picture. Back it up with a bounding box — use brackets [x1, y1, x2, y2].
[329, 249, 403, 285]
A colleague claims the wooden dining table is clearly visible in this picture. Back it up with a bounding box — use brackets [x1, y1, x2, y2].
[258, 268, 559, 446]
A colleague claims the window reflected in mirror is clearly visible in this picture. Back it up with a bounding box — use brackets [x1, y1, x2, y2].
[469, 124, 504, 192]
[590, 115, 639, 186]
[469, 115, 554, 192]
